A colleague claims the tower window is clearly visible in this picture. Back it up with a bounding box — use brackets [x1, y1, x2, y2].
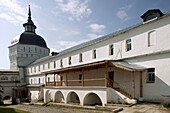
[23, 47, 25, 52]
[29, 47, 30, 52]
[79, 53, 83, 62]
[35, 48, 37, 53]
[93, 49, 96, 59]
[69, 57, 71, 65]
[126, 39, 131, 51]
[109, 44, 114, 55]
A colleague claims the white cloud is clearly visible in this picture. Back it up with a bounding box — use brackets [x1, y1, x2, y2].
[117, 4, 132, 22]
[52, 40, 87, 52]
[87, 33, 103, 39]
[0, 0, 40, 24]
[117, 10, 129, 21]
[88, 24, 106, 33]
[0, 0, 26, 23]
[68, 17, 74, 21]
[55, 0, 92, 21]
[48, 27, 57, 31]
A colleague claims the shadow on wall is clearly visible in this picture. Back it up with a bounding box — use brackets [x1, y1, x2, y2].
[67, 92, 80, 104]
[143, 75, 170, 103]
[83, 93, 102, 106]
[54, 91, 64, 103]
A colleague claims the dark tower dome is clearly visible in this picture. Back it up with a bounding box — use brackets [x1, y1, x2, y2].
[11, 5, 48, 48]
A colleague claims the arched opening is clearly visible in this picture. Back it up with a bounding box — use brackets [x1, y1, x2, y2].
[54, 91, 64, 103]
[84, 93, 102, 106]
[67, 92, 80, 104]
[45, 90, 50, 103]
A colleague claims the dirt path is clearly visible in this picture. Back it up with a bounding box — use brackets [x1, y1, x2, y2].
[7, 104, 108, 113]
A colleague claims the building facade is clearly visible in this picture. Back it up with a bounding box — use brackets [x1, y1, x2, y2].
[0, 8, 170, 106]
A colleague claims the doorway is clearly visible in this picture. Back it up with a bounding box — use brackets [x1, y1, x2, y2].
[108, 71, 114, 88]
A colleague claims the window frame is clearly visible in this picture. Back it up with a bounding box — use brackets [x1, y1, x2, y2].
[126, 39, 132, 52]
[79, 53, 83, 62]
[146, 68, 155, 83]
[68, 56, 71, 65]
[109, 44, 114, 55]
[93, 49, 96, 59]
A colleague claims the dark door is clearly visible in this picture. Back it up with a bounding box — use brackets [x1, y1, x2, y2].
[108, 71, 114, 88]
[60, 76, 63, 86]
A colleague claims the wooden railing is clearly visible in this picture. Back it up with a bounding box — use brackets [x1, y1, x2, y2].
[46, 78, 105, 87]
[107, 79, 133, 99]
[46, 78, 133, 99]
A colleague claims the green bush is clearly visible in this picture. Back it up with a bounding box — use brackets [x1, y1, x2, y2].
[162, 103, 170, 108]
[122, 101, 129, 105]
[115, 101, 122, 104]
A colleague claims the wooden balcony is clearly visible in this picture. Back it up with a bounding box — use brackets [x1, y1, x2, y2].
[46, 78, 133, 99]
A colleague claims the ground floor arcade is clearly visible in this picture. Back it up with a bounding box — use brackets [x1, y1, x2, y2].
[44, 60, 146, 106]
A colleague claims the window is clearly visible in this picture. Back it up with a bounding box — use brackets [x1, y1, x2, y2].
[146, 68, 155, 83]
[109, 44, 114, 55]
[38, 65, 40, 71]
[31, 68, 32, 73]
[69, 57, 71, 65]
[126, 39, 131, 51]
[39, 78, 41, 84]
[148, 31, 156, 47]
[48, 62, 50, 69]
[29, 47, 30, 52]
[26, 54, 28, 57]
[54, 61, 56, 68]
[31, 79, 33, 84]
[93, 49, 96, 59]
[34, 67, 36, 72]
[79, 53, 83, 62]
[35, 48, 37, 53]
[60, 59, 63, 67]
[1, 76, 8, 80]
[43, 64, 45, 70]
[23, 47, 25, 52]
[48, 77, 50, 82]
[79, 74, 82, 83]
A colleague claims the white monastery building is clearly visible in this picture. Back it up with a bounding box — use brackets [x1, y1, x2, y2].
[0, 6, 170, 106]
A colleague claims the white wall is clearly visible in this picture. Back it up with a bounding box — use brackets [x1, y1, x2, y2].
[26, 15, 170, 103]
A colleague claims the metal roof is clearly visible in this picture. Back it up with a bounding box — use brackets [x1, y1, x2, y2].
[30, 11, 170, 66]
[110, 61, 146, 71]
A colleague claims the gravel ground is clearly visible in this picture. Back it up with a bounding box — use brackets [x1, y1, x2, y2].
[7, 104, 109, 113]
[6, 103, 170, 113]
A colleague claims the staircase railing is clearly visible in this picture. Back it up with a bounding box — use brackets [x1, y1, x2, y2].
[108, 79, 133, 99]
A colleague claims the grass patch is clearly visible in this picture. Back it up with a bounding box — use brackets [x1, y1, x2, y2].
[162, 103, 170, 109]
[0, 106, 30, 113]
[37, 100, 44, 103]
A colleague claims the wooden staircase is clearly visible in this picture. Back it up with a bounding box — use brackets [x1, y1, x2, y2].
[107, 79, 133, 99]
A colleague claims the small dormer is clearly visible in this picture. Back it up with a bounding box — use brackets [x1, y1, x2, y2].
[141, 9, 164, 22]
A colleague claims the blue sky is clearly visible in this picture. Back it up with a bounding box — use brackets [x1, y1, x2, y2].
[0, 0, 170, 69]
